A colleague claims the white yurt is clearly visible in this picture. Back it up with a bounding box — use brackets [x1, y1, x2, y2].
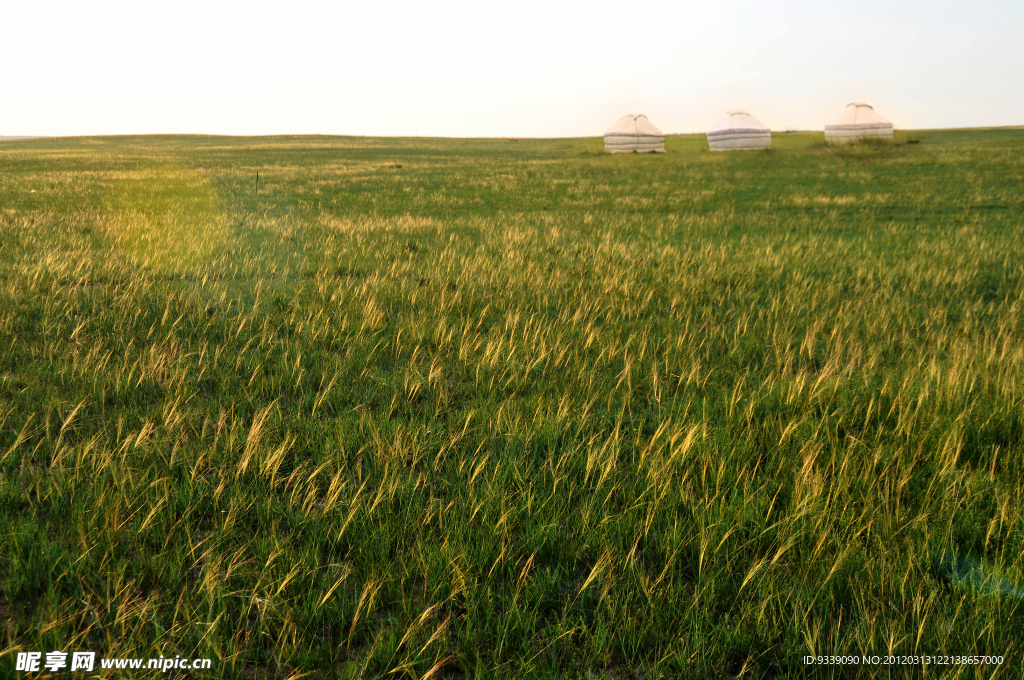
[824, 102, 894, 143]
[604, 114, 665, 153]
[706, 110, 771, 151]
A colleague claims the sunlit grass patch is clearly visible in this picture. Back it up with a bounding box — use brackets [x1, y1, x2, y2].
[102, 164, 229, 276]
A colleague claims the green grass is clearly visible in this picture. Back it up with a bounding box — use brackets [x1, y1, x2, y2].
[1, 129, 1023, 679]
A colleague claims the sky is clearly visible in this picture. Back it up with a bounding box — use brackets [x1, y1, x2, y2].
[2, 0, 1023, 137]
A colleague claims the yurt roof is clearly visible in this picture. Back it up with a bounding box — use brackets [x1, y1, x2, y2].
[708, 110, 770, 134]
[831, 102, 891, 126]
[605, 114, 664, 137]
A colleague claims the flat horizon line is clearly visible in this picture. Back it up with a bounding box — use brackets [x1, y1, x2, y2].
[3, 125, 1023, 142]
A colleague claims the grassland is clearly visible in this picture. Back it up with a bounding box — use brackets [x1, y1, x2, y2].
[1, 129, 1023, 679]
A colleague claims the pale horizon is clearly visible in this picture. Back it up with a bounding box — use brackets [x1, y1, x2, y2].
[3, 0, 1022, 138]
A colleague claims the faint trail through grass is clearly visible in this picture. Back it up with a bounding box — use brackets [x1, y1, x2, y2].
[201, 166, 312, 306]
